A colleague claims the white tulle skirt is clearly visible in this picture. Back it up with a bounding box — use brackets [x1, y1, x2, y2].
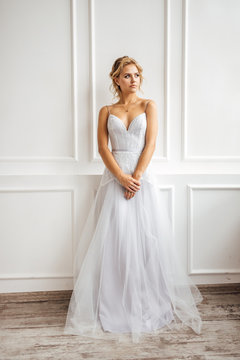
[63, 163, 203, 343]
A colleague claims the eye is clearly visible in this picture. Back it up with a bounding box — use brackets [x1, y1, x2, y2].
[124, 74, 139, 78]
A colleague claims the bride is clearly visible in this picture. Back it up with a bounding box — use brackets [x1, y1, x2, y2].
[98, 58, 157, 201]
[63, 55, 203, 343]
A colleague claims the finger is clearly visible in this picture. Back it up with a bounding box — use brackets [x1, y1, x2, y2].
[129, 184, 139, 192]
[125, 190, 130, 199]
[131, 180, 141, 189]
[129, 182, 140, 191]
[131, 178, 141, 185]
[132, 178, 141, 185]
[127, 191, 132, 200]
[127, 186, 135, 193]
[128, 187, 136, 193]
[128, 185, 137, 193]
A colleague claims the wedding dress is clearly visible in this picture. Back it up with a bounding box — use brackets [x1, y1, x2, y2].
[63, 101, 203, 343]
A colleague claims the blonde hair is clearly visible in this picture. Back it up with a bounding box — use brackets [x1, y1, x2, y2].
[109, 56, 144, 102]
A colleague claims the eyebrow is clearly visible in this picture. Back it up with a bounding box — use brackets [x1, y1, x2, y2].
[123, 72, 139, 75]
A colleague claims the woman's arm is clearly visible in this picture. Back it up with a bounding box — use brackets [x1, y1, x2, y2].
[132, 100, 158, 180]
[97, 106, 141, 193]
[97, 105, 124, 180]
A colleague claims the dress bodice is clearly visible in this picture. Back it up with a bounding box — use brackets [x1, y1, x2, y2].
[107, 112, 147, 153]
[99, 106, 157, 187]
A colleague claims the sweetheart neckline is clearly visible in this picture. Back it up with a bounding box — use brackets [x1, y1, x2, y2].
[108, 112, 146, 132]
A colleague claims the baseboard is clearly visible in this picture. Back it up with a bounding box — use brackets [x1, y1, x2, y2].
[0, 283, 240, 302]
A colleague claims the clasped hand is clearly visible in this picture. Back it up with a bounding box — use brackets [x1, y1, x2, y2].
[118, 172, 142, 200]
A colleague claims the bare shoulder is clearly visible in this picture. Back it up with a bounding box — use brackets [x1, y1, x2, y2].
[97, 105, 110, 132]
[144, 99, 157, 113]
[145, 98, 157, 107]
[98, 105, 109, 117]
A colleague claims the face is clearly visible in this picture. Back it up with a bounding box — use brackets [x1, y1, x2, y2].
[115, 64, 141, 94]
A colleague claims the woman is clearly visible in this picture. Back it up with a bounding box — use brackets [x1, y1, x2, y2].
[64, 56, 203, 343]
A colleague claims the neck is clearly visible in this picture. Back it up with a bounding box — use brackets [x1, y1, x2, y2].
[119, 93, 138, 105]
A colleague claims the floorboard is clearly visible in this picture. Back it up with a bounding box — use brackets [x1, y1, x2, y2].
[0, 284, 239, 360]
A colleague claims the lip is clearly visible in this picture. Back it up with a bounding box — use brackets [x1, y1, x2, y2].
[130, 85, 137, 87]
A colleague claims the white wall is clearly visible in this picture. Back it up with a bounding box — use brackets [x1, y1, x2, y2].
[0, 0, 239, 293]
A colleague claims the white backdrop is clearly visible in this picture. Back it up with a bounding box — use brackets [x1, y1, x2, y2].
[0, 0, 239, 293]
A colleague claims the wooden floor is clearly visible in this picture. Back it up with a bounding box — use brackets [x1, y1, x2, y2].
[0, 284, 239, 360]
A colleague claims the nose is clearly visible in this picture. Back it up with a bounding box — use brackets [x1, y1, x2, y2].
[130, 75, 136, 83]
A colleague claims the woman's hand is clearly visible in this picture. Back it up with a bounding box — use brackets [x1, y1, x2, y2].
[123, 172, 142, 200]
[118, 173, 141, 193]
[119, 173, 141, 193]
[124, 189, 135, 200]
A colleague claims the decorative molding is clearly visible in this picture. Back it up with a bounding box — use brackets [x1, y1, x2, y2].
[0, 187, 75, 280]
[71, 0, 79, 162]
[187, 184, 240, 275]
[90, 0, 169, 162]
[181, 0, 240, 162]
[89, 0, 97, 162]
[0, 0, 78, 162]
[162, 0, 170, 162]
